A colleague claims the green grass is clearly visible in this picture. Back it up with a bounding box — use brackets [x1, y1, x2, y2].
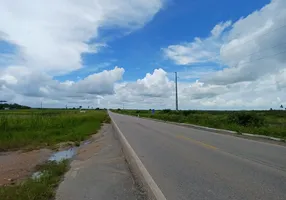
[0, 109, 109, 151]
[0, 160, 69, 200]
[114, 109, 286, 139]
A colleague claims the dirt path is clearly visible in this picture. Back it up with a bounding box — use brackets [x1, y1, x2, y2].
[0, 149, 52, 186]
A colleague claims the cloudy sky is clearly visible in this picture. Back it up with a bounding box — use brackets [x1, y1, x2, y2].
[0, 0, 285, 110]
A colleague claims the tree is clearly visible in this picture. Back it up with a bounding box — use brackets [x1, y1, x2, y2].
[280, 105, 284, 109]
[0, 100, 7, 104]
[0, 103, 30, 110]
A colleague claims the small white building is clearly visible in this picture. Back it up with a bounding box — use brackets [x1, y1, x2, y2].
[4, 107, 10, 110]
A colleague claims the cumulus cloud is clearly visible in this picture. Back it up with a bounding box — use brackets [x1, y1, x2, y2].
[164, 0, 286, 86]
[103, 71, 286, 110]
[154, 0, 286, 110]
[0, 66, 124, 99]
[0, 0, 163, 75]
[163, 21, 231, 65]
[126, 68, 174, 97]
[0, 0, 164, 107]
[181, 81, 229, 100]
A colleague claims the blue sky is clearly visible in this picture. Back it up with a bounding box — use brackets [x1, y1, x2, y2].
[0, 0, 286, 109]
[57, 0, 270, 82]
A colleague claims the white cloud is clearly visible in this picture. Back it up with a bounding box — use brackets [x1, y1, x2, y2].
[181, 81, 229, 100]
[0, 0, 164, 107]
[0, 66, 124, 98]
[0, 0, 163, 75]
[130, 68, 174, 97]
[163, 21, 231, 65]
[1, 0, 286, 110]
[163, 0, 286, 86]
[153, 0, 286, 110]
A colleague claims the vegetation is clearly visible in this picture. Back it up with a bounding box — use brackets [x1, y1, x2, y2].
[0, 109, 109, 151]
[114, 109, 286, 139]
[0, 103, 31, 110]
[0, 160, 69, 200]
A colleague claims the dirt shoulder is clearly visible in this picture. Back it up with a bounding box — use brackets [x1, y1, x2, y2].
[0, 149, 52, 186]
[56, 123, 146, 200]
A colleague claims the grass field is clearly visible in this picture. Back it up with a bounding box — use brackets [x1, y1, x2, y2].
[0, 160, 69, 200]
[114, 109, 286, 139]
[0, 109, 109, 151]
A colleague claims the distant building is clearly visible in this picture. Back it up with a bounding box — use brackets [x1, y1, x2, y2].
[4, 107, 10, 110]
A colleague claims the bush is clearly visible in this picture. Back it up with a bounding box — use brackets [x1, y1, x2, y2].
[227, 112, 265, 127]
[160, 109, 172, 114]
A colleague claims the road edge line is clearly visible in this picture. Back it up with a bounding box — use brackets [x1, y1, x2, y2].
[109, 113, 167, 200]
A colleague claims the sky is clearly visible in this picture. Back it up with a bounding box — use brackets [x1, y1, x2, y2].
[0, 0, 286, 110]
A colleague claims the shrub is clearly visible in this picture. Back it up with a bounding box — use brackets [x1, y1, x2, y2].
[161, 109, 172, 114]
[227, 112, 265, 127]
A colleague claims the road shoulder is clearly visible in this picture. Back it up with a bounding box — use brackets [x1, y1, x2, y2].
[56, 124, 146, 200]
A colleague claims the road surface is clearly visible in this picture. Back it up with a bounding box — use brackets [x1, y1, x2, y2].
[110, 112, 286, 200]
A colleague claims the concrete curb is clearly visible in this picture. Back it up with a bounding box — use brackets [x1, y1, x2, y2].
[141, 117, 284, 143]
[109, 112, 166, 200]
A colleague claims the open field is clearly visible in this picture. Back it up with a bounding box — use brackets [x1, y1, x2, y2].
[0, 109, 108, 200]
[114, 109, 286, 139]
[0, 109, 109, 151]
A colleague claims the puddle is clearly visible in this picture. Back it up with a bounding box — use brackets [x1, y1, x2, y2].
[83, 140, 92, 145]
[31, 141, 93, 180]
[49, 147, 77, 162]
[32, 171, 44, 179]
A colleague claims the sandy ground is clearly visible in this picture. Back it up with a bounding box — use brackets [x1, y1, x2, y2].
[0, 149, 52, 186]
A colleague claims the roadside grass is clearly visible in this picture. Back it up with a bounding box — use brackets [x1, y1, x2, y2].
[114, 109, 286, 139]
[0, 160, 69, 200]
[0, 110, 109, 151]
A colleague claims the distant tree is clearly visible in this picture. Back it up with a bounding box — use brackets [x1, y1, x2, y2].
[0, 103, 30, 110]
[0, 100, 7, 104]
[96, 107, 100, 110]
[72, 107, 76, 110]
[79, 106, 82, 110]
[270, 108, 273, 111]
[280, 105, 284, 109]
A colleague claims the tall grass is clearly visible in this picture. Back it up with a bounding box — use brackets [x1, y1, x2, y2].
[0, 110, 108, 151]
[115, 109, 286, 139]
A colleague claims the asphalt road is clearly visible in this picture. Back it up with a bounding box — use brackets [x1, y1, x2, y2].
[110, 112, 286, 200]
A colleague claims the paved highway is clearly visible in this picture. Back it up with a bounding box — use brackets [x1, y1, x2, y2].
[110, 112, 286, 200]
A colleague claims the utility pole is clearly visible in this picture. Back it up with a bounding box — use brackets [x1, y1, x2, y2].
[175, 72, 178, 111]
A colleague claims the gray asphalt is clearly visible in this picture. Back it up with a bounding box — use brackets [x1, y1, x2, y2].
[110, 112, 286, 200]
